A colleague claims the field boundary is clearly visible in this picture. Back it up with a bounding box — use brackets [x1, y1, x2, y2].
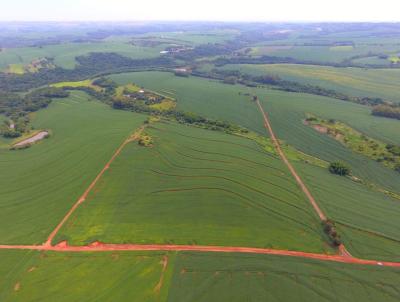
[0, 243, 398, 267]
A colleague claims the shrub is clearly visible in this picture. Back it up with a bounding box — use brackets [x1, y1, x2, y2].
[1, 129, 21, 138]
[329, 161, 351, 176]
[322, 219, 342, 247]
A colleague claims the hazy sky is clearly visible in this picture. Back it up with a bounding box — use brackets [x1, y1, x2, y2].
[1, 0, 400, 22]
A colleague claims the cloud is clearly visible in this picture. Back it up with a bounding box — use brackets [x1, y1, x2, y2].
[0, 0, 399, 22]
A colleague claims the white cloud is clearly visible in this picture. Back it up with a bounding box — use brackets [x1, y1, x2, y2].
[1, 0, 400, 22]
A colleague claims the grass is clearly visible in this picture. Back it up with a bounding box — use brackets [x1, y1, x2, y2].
[305, 115, 400, 170]
[0, 91, 145, 244]
[55, 120, 331, 253]
[6, 64, 25, 74]
[149, 99, 176, 111]
[115, 83, 141, 98]
[168, 252, 400, 302]
[329, 45, 354, 51]
[0, 250, 173, 302]
[51, 79, 103, 92]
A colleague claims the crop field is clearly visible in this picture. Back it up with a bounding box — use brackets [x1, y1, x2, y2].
[2, 250, 399, 302]
[109, 71, 267, 134]
[1, 22, 400, 301]
[0, 250, 173, 302]
[256, 94, 400, 194]
[219, 64, 400, 102]
[247, 44, 400, 64]
[0, 41, 162, 70]
[55, 120, 330, 252]
[0, 91, 145, 244]
[168, 252, 400, 302]
[294, 162, 400, 261]
[109, 71, 400, 193]
[134, 29, 239, 45]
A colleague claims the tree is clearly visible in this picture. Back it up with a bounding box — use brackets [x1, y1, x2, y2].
[329, 161, 351, 176]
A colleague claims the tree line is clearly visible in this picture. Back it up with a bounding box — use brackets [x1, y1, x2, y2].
[0, 87, 69, 138]
[192, 68, 388, 107]
[0, 52, 178, 93]
[372, 104, 400, 120]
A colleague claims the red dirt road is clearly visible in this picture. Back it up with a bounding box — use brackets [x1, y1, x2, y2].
[0, 110, 399, 269]
[44, 127, 144, 246]
[0, 243, 399, 267]
[256, 100, 327, 221]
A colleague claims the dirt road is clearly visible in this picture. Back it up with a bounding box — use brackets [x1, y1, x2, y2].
[0, 243, 398, 267]
[44, 126, 144, 246]
[256, 99, 327, 221]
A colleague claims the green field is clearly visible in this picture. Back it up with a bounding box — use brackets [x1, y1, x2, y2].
[109, 71, 267, 135]
[2, 23, 400, 301]
[257, 95, 400, 194]
[168, 252, 400, 302]
[55, 120, 330, 253]
[247, 42, 400, 65]
[0, 41, 162, 70]
[2, 250, 399, 302]
[295, 162, 400, 261]
[133, 29, 239, 45]
[219, 64, 400, 103]
[109, 71, 400, 193]
[0, 250, 173, 302]
[0, 91, 145, 244]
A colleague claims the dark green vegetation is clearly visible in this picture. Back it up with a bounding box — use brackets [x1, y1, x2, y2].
[0, 91, 145, 244]
[372, 104, 400, 120]
[305, 115, 400, 172]
[329, 161, 351, 176]
[213, 64, 400, 104]
[194, 66, 389, 107]
[0, 87, 69, 139]
[56, 120, 331, 253]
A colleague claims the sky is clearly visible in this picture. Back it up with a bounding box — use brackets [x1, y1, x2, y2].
[0, 0, 400, 22]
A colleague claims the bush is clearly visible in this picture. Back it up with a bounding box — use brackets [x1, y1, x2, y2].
[329, 161, 351, 176]
[322, 219, 342, 247]
[1, 129, 21, 138]
[372, 105, 400, 120]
